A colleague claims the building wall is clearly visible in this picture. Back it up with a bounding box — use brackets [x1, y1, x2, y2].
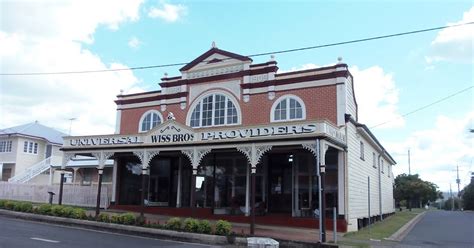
[346, 122, 394, 231]
[0, 136, 18, 164]
[119, 83, 338, 135]
[14, 137, 47, 176]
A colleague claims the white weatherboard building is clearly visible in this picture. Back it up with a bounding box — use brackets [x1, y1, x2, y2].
[60, 47, 396, 232]
[0, 121, 65, 184]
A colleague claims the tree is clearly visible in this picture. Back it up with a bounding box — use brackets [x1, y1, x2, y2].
[461, 183, 474, 210]
[394, 174, 442, 209]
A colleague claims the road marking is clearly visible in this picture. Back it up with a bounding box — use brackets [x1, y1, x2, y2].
[30, 237, 60, 243]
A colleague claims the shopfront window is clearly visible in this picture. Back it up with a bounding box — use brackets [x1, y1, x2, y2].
[196, 158, 214, 208]
[214, 155, 247, 215]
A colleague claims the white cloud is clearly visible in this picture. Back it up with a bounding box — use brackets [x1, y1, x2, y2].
[0, 1, 145, 135]
[387, 112, 474, 192]
[148, 2, 187, 22]
[128, 36, 142, 49]
[350, 66, 404, 128]
[279, 63, 404, 129]
[426, 7, 474, 63]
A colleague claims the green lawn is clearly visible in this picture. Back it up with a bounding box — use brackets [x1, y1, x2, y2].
[343, 208, 425, 241]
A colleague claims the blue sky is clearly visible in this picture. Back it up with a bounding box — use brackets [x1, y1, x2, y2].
[1, 0, 472, 191]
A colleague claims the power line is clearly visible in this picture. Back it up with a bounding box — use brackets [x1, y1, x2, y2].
[370, 85, 474, 129]
[2, 21, 473, 76]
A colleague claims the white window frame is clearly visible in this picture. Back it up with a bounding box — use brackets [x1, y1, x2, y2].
[360, 141, 365, 160]
[0, 140, 12, 153]
[270, 94, 306, 122]
[186, 91, 241, 128]
[23, 141, 38, 155]
[381, 159, 385, 173]
[372, 152, 376, 168]
[138, 110, 163, 133]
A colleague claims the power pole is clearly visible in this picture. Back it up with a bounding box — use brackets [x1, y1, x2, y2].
[456, 165, 461, 196]
[408, 149, 411, 175]
[450, 183, 454, 211]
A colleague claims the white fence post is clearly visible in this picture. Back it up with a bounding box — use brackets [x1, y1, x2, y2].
[0, 182, 110, 208]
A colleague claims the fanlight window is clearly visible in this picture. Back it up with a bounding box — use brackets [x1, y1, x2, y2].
[190, 93, 239, 128]
[140, 111, 162, 132]
[272, 96, 305, 121]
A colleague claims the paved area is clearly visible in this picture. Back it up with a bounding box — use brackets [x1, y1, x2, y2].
[0, 216, 219, 248]
[397, 210, 474, 248]
[97, 209, 342, 243]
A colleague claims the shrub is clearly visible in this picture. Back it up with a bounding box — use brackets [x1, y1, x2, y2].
[110, 214, 121, 224]
[198, 220, 212, 234]
[215, 220, 232, 236]
[15, 202, 33, 213]
[61, 206, 75, 217]
[165, 217, 182, 230]
[0, 199, 7, 208]
[37, 204, 52, 215]
[183, 218, 199, 233]
[4, 201, 15, 210]
[71, 208, 87, 219]
[119, 213, 136, 225]
[51, 205, 65, 216]
[97, 213, 110, 222]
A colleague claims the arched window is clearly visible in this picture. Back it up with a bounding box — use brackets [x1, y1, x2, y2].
[188, 92, 240, 128]
[271, 95, 306, 122]
[139, 110, 162, 132]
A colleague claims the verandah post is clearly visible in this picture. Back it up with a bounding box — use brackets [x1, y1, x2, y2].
[95, 168, 103, 217]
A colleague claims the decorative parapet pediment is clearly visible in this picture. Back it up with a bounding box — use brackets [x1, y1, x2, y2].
[62, 120, 346, 150]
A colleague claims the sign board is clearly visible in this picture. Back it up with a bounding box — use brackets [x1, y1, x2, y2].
[65, 120, 345, 148]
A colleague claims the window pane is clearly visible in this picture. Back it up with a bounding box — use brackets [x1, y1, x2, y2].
[7, 141, 12, 152]
[34, 143, 38, 154]
[274, 99, 287, 120]
[190, 103, 201, 127]
[202, 96, 213, 126]
[142, 113, 151, 131]
[0, 141, 4, 152]
[24, 141, 28, 152]
[226, 99, 238, 124]
[214, 94, 226, 125]
[151, 113, 161, 129]
[28, 142, 33, 153]
[289, 98, 302, 119]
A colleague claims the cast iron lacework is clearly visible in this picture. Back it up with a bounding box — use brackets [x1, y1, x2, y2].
[61, 152, 76, 169]
[181, 148, 212, 168]
[132, 149, 160, 169]
[91, 151, 115, 169]
[236, 144, 272, 167]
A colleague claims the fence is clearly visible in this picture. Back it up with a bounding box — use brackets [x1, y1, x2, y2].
[0, 182, 110, 208]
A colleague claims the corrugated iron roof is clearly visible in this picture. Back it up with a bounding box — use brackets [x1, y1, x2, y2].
[0, 121, 67, 144]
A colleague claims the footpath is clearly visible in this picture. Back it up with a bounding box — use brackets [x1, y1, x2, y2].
[0, 206, 426, 248]
[0, 208, 338, 248]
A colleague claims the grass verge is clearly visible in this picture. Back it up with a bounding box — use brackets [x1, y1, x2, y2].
[343, 208, 425, 241]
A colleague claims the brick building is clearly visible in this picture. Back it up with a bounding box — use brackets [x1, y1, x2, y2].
[61, 47, 396, 232]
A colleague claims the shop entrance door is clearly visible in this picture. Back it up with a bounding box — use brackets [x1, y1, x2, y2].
[148, 158, 175, 206]
[267, 154, 292, 213]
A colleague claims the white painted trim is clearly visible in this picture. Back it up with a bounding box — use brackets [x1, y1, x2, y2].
[186, 90, 242, 128]
[117, 98, 181, 110]
[115, 110, 122, 134]
[138, 110, 164, 133]
[248, 78, 337, 94]
[270, 94, 306, 123]
[336, 82, 347, 126]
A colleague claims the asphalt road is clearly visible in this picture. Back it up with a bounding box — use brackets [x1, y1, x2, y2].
[400, 210, 474, 248]
[0, 216, 220, 248]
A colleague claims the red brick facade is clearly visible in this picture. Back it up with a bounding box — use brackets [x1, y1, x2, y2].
[117, 48, 345, 135]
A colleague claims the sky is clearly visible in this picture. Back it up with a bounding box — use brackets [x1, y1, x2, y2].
[0, 0, 473, 192]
